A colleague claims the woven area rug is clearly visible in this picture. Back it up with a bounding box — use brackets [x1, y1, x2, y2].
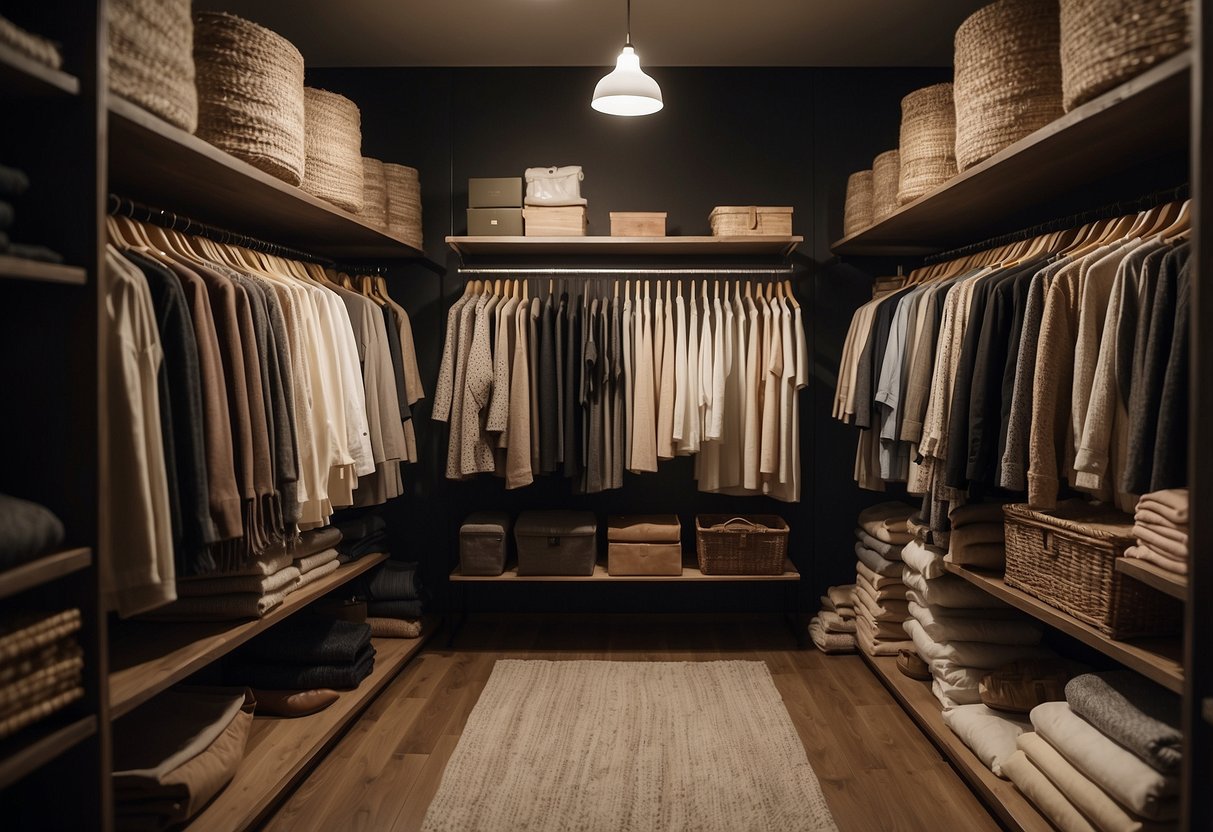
[421, 660, 838, 832]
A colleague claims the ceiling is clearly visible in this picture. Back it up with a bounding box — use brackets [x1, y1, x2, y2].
[201, 0, 986, 68]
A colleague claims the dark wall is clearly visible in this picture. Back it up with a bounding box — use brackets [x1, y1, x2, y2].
[308, 65, 949, 612]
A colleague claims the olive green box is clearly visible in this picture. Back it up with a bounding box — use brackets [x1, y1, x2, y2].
[467, 208, 523, 236]
[468, 177, 523, 208]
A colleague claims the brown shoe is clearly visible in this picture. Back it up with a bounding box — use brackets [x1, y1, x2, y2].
[897, 649, 932, 681]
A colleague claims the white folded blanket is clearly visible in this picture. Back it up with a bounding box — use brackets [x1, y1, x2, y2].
[856, 570, 908, 600]
[854, 543, 901, 577]
[904, 618, 1055, 670]
[856, 582, 910, 622]
[1002, 750, 1097, 832]
[856, 615, 914, 656]
[902, 569, 1012, 610]
[1030, 702, 1179, 821]
[901, 539, 948, 579]
[856, 559, 906, 590]
[819, 610, 855, 634]
[942, 704, 1031, 777]
[854, 527, 903, 559]
[827, 584, 856, 609]
[908, 600, 1042, 646]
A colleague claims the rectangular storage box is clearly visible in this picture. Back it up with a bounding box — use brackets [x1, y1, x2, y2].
[515, 511, 597, 575]
[609, 211, 667, 237]
[607, 515, 682, 576]
[708, 206, 793, 237]
[467, 208, 523, 236]
[469, 177, 523, 208]
[694, 515, 789, 575]
[1003, 502, 1182, 639]
[459, 512, 512, 576]
[524, 205, 588, 237]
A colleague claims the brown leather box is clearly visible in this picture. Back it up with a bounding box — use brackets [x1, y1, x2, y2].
[607, 515, 682, 576]
[460, 512, 511, 576]
[515, 511, 597, 576]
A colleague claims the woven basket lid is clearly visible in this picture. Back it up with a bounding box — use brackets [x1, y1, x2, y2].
[897, 82, 957, 205]
[301, 87, 365, 214]
[843, 169, 874, 237]
[109, 0, 197, 133]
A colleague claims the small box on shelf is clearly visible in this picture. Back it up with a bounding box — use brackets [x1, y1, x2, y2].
[610, 212, 667, 237]
[468, 177, 522, 208]
[467, 208, 523, 236]
[524, 206, 587, 237]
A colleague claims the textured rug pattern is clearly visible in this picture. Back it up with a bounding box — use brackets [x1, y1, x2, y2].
[421, 660, 838, 832]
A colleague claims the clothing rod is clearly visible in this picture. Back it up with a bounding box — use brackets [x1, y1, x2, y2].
[456, 267, 799, 276]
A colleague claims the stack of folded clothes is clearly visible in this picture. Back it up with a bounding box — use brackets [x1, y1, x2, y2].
[225, 617, 376, 690]
[852, 503, 916, 657]
[332, 514, 388, 564]
[0, 15, 63, 71]
[152, 528, 343, 621]
[1127, 489, 1188, 577]
[943, 501, 1008, 571]
[0, 609, 84, 740]
[112, 688, 255, 831]
[0, 493, 66, 572]
[1005, 671, 1181, 830]
[810, 584, 856, 654]
[353, 561, 423, 638]
[0, 162, 64, 262]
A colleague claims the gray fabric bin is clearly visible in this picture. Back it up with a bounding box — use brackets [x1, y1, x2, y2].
[515, 511, 597, 576]
[459, 512, 511, 576]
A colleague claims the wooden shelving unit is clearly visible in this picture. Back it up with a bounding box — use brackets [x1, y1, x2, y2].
[0, 547, 92, 600]
[0, 255, 87, 286]
[832, 51, 1192, 256]
[942, 563, 1183, 694]
[860, 653, 1053, 832]
[0, 715, 96, 791]
[108, 554, 388, 719]
[0, 41, 79, 98]
[1116, 557, 1187, 601]
[446, 235, 804, 257]
[451, 559, 800, 582]
[107, 96, 428, 261]
[184, 630, 434, 832]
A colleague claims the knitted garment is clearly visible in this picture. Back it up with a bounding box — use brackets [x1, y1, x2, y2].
[237, 618, 371, 665]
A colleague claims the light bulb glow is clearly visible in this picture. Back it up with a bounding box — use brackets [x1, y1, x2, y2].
[592, 45, 663, 116]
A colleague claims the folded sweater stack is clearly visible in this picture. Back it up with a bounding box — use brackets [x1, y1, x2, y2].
[353, 560, 423, 636]
[0, 609, 84, 741]
[333, 515, 388, 564]
[944, 502, 1008, 571]
[1005, 672, 1181, 830]
[852, 503, 916, 657]
[152, 528, 343, 621]
[1127, 489, 1188, 577]
[810, 584, 857, 654]
[225, 617, 376, 690]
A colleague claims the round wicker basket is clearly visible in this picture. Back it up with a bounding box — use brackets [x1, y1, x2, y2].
[843, 170, 874, 237]
[954, 0, 1064, 171]
[871, 150, 901, 223]
[384, 163, 423, 249]
[360, 157, 389, 227]
[301, 88, 365, 213]
[897, 83, 957, 205]
[1060, 0, 1191, 111]
[109, 0, 197, 133]
[193, 12, 306, 185]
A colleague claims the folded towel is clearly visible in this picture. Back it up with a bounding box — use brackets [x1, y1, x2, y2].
[904, 619, 1054, 670]
[0, 493, 66, 570]
[1131, 524, 1187, 561]
[853, 527, 903, 559]
[942, 704, 1031, 777]
[858, 610, 913, 640]
[857, 502, 915, 545]
[933, 660, 988, 706]
[1018, 732, 1164, 832]
[855, 616, 913, 656]
[1135, 520, 1187, 546]
[933, 676, 983, 708]
[944, 543, 1005, 570]
[908, 601, 1042, 646]
[856, 560, 907, 591]
[854, 543, 901, 577]
[1065, 671, 1181, 775]
[1136, 489, 1188, 527]
[295, 547, 340, 575]
[177, 566, 301, 598]
[225, 643, 375, 691]
[948, 501, 1009, 528]
[366, 599, 423, 619]
[1133, 508, 1185, 534]
[238, 618, 372, 666]
[1124, 545, 1188, 575]
[1031, 701, 1179, 820]
[293, 558, 340, 590]
[144, 589, 286, 621]
[367, 617, 422, 639]
[1001, 750, 1097, 832]
[819, 610, 855, 634]
[855, 583, 909, 622]
[113, 689, 249, 780]
[855, 570, 908, 600]
[196, 552, 294, 579]
[809, 617, 856, 654]
[827, 584, 856, 610]
[902, 570, 1011, 609]
[948, 522, 1004, 547]
[901, 539, 948, 579]
[356, 560, 419, 601]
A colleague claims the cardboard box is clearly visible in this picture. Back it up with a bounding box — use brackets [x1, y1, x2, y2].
[467, 207, 523, 236]
[469, 177, 523, 208]
[523, 205, 587, 237]
[610, 212, 667, 237]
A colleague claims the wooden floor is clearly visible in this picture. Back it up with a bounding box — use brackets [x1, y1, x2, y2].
[261, 614, 1001, 832]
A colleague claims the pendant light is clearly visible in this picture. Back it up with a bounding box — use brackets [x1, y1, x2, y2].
[591, 0, 663, 116]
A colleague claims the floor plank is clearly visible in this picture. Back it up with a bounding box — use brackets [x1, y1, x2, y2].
[262, 614, 1001, 832]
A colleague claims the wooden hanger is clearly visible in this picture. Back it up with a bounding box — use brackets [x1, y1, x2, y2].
[1159, 199, 1191, 241]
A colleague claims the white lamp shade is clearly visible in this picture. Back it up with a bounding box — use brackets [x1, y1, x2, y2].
[592, 46, 663, 116]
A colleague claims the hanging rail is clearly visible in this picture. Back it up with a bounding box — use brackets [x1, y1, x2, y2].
[456, 266, 800, 276]
[923, 182, 1189, 265]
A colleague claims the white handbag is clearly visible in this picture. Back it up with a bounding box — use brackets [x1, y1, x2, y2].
[524, 165, 587, 206]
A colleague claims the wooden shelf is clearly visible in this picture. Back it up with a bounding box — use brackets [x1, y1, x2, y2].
[446, 235, 804, 257]
[943, 563, 1184, 694]
[0, 547, 91, 600]
[832, 52, 1192, 256]
[0, 714, 95, 790]
[1116, 557, 1187, 602]
[450, 560, 800, 582]
[860, 652, 1053, 832]
[107, 96, 429, 261]
[185, 628, 433, 832]
[0, 41, 79, 97]
[0, 256, 87, 286]
[108, 554, 388, 719]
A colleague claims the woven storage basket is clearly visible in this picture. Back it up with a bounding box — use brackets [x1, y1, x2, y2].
[695, 515, 788, 575]
[301, 88, 365, 213]
[897, 83, 957, 205]
[109, 0, 197, 133]
[384, 163, 423, 248]
[360, 157, 389, 227]
[843, 170, 874, 236]
[1003, 502, 1182, 639]
[871, 150, 900, 222]
[193, 11, 305, 185]
[1060, 0, 1191, 111]
[954, 0, 1064, 171]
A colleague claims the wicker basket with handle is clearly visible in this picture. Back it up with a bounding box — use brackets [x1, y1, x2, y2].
[695, 515, 788, 575]
[1003, 502, 1182, 639]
